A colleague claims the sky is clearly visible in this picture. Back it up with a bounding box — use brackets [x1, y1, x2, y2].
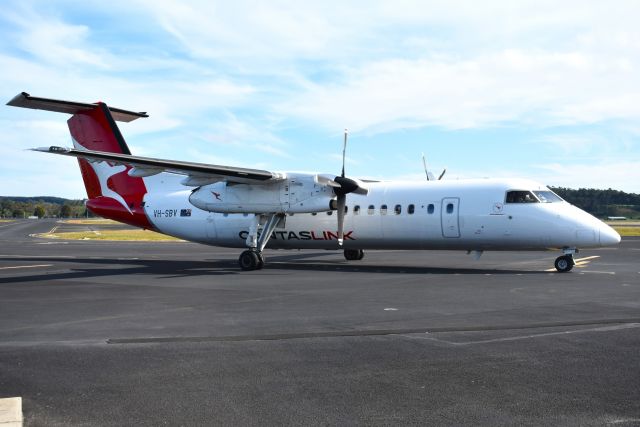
[1, 0, 639, 198]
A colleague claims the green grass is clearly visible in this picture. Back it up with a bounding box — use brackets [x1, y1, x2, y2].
[0, 219, 15, 223]
[611, 227, 640, 237]
[62, 219, 118, 225]
[38, 229, 183, 241]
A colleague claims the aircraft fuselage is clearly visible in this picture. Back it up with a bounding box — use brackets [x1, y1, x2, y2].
[143, 176, 620, 252]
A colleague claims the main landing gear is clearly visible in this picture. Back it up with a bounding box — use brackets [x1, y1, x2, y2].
[554, 248, 577, 273]
[238, 213, 284, 271]
[238, 250, 265, 271]
[343, 249, 364, 261]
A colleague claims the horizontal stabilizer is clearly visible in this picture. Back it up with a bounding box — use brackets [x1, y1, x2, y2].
[6, 92, 148, 122]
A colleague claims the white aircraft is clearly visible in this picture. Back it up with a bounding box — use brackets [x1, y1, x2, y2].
[7, 92, 621, 272]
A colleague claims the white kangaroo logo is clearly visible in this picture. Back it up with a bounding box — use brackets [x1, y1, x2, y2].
[73, 138, 132, 214]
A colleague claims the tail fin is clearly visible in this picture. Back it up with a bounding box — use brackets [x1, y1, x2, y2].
[7, 92, 153, 228]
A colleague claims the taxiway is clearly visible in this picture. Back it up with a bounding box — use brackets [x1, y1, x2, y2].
[0, 219, 639, 425]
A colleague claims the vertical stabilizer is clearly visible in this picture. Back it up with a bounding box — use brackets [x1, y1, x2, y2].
[6, 93, 152, 228]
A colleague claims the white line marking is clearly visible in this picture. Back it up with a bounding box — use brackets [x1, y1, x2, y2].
[0, 255, 75, 258]
[607, 418, 640, 425]
[384, 308, 398, 311]
[0, 397, 22, 425]
[403, 323, 640, 346]
[0, 264, 52, 270]
[580, 270, 616, 275]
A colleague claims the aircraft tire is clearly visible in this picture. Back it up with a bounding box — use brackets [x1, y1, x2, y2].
[256, 252, 265, 270]
[554, 255, 574, 273]
[239, 250, 260, 271]
[344, 249, 364, 261]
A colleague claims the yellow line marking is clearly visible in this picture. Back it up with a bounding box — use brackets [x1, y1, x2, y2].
[0, 264, 52, 270]
[574, 255, 601, 262]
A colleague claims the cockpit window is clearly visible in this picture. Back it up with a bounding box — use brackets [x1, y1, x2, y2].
[532, 190, 563, 203]
[505, 190, 539, 203]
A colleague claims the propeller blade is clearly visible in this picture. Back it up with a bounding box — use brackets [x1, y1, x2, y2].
[438, 168, 447, 180]
[422, 152, 430, 181]
[337, 195, 346, 246]
[341, 129, 348, 178]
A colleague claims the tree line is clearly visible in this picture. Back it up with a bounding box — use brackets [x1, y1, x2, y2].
[0, 197, 92, 219]
[1, 187, 639, 219]
[550, 187, 640, 219]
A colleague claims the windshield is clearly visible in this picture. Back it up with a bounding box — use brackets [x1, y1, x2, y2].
[533, 190, 563, 203]
[506, 190, 538, 203]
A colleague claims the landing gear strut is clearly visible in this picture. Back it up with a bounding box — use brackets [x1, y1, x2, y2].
[238, 213, 283, 271]
[554, 248, 577, 273]
[344, 249, 364, 261]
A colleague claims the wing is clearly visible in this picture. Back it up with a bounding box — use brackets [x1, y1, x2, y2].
[33, 146, 285, 186]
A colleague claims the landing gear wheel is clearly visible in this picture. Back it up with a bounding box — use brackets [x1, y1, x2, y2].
[344, 249, 364, 261]
[256, 252, 265, 270]
[239, 250, 260, 271]
[554, 255, 574, 273]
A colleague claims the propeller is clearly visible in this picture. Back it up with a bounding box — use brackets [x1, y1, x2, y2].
[421, 152, 446, 181]
[333, 129, 367, 246]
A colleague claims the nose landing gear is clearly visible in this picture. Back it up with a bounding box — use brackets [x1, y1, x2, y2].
[554, 255, 574, 272]
[554, 247, 577, 272]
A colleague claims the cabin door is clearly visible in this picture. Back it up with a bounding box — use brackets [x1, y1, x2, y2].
[441, 197, 460, 238]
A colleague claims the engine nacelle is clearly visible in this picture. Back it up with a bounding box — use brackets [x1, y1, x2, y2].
[188, 173, 336, 214]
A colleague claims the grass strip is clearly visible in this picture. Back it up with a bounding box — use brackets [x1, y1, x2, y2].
[38, 229, 183, 241]
[611, 227, 640, 237]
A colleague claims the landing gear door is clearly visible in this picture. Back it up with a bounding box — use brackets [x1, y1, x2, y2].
[441, 197, 460, 238]
[206, 214, 217, 239]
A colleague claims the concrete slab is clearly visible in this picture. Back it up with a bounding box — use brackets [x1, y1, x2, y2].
[0, 397, 22, 427]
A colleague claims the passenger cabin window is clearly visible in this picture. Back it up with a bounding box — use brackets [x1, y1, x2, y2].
[506, 190, 539, 203]
[394, 204, 402, 215]
[368, 205, 375, 215]
[446, 203, 454, 214]
[380, 204, 388, 215]
[353, 205, 360, 215]
[408, 204, 415, 214]
[533, 191, 563, 203]
[427, 204, 435, 214]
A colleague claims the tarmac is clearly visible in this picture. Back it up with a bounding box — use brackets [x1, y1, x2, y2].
[0, 219, 639, 426]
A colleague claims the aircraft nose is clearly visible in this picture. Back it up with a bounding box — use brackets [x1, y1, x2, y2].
[599, 223, 621, 246]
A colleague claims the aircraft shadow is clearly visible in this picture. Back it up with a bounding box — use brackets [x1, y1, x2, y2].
[0, 254, 547, 285]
